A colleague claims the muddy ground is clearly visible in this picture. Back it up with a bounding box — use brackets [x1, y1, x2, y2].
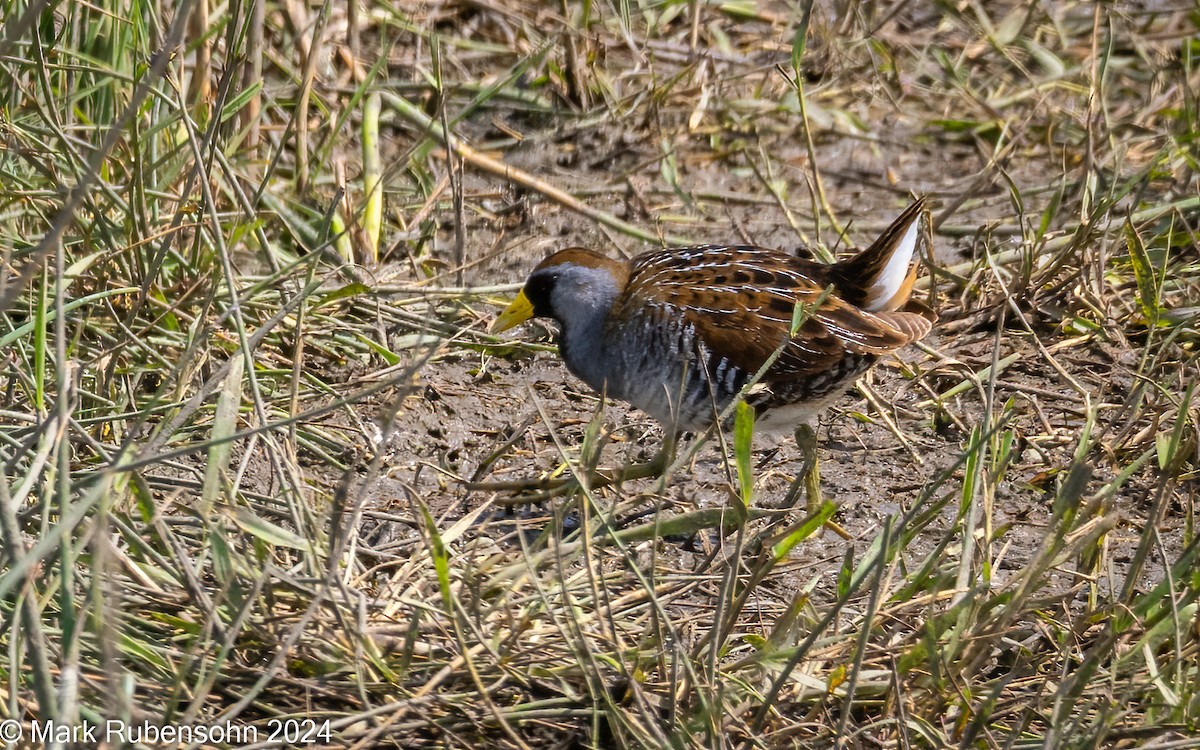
[344, 16, 1194, 599]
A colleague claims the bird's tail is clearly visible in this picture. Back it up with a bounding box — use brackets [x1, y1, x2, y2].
[830, 197, 929, 313]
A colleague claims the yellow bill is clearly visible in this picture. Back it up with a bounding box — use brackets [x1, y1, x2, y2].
[491, 290, 535, 332]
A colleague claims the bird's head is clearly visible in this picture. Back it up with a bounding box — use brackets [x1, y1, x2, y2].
[491, 249, 628, 333]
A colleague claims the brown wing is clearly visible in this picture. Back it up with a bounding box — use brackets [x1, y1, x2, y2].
[618, 246, 923, 382]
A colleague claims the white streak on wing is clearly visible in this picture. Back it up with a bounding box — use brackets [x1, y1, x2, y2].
[866, 219, 919, 311]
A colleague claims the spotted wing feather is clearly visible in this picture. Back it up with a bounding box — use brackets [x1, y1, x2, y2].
[618, 246, 921, 380]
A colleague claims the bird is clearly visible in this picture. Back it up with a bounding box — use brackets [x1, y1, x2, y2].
[487, 199, 934, 506]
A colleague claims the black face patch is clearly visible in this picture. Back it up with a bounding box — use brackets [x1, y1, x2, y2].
[524, 269, 559, 319]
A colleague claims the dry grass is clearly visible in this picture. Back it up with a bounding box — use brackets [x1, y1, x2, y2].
[1, 0, 1198, 748]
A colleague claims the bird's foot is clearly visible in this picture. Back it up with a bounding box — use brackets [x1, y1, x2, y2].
[466, 440, 677, 504]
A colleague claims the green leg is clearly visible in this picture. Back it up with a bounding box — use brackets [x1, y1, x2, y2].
[794, 423, 850, 539]
[795, 423, 821, 515]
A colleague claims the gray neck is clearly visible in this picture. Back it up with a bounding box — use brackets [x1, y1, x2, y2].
[549, 265, 621, 393]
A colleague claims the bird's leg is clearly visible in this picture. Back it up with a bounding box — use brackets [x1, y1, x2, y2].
[794, 422, 851, 539]
[794, 423, 820, 514]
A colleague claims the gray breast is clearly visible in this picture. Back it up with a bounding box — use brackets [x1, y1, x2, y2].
[594, 310, 749, 432]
